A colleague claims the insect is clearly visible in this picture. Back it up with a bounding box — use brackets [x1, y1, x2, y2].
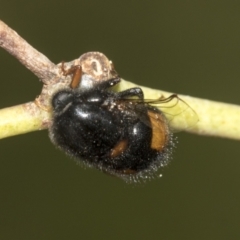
[49, 64, 196, 182]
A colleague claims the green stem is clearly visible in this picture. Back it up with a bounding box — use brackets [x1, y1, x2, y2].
[0, 79, 239, 140]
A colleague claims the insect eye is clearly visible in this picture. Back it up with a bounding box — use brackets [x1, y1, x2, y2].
[52, 91, 74, 111]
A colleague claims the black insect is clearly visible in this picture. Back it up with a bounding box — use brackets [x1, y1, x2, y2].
[49, 65, 176, 182]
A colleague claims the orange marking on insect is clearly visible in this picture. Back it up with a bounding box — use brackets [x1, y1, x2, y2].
[147, 110, 169, 151]
[110, 139, 128, 158]
[121, 169, 137, 175]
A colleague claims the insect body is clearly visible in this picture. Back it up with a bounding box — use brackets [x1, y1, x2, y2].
[49, 72, 173, 181]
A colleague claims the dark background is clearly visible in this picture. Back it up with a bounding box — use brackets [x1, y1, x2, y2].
[0, 1, 240, 240]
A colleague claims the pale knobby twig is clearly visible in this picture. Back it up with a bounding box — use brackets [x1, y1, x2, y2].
[0, 20, 239, 140]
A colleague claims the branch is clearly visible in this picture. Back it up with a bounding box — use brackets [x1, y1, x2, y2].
[0, 20, 239, 140]
[0, 21, 57, 81]
[119, 81, 240, 140]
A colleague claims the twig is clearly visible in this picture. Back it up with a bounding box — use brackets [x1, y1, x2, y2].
[0, 21, 57, 81]
[0, 20, 239, 140]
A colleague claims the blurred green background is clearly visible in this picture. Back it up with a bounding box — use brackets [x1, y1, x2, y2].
[0, 1, 240, 240]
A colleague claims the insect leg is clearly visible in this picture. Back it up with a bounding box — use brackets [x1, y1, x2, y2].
[97, 78, 121, 90]
[61, 62, 82, 89]
[116, 87, 144, 100]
